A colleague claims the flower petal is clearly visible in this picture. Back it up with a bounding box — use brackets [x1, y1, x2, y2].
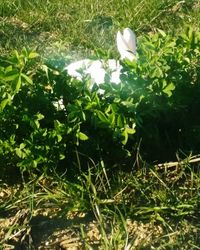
[116, 29, 137, 61]
[116, 31, 130, 59]
[123, 28, 137, 54]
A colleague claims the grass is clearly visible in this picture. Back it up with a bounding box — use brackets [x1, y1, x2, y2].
[0, 0, 199, 56]
[0, 0, 200, 249]
[1, 156, 200, 248]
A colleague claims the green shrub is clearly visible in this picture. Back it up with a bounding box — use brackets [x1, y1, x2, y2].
[0, 27, 199, 176]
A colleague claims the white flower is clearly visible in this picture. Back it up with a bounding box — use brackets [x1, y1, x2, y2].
[53, 28, 137, 110]
[116, 28, 137, 61]
[66, 59, 122, 85]
[52, 97, 65, 111]
[65, 28, 137, 86]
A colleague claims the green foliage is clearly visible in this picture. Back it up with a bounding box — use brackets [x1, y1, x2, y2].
[130, 26, 200, 160]
[0, 1, 200, 249]
[0, 0, 199, 56]
[0, 27, 200, 175]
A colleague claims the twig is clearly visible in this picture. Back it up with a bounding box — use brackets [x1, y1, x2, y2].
[156, 155, 200, 170]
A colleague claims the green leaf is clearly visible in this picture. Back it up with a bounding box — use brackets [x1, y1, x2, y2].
[117, 115, 125, 127]
[151, 67, 163, 78]
[14, 74, 22, 92]
[96, 110, 109, 124]
[31, 120, 40, 129]
[15, 143, 26, 159]
[121, 129, 128, 145]
[36, 113, 44, 120]
[0, 98, 9, 111]
[57, 134, 62, 142]
[21, 73, 33, 84]
[4, 73, 19, 82]
[78, 132, 89, 141]
[108, 113, 115, 126]
[28, 52, 39, 59]
[81, 111, 86, 121]
[85, 101, 98, 110]
[157, 29, 166, 37]
[125, 125, 136, 135]
[59, 154, 65, 160]
[5, 65, 13, 73]
[14, 50, 20, 60]
[163, 82, 175, 97]
[19, 143, 26, 149]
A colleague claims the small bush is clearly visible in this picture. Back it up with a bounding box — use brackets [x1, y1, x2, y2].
[0, 27, 199, 176]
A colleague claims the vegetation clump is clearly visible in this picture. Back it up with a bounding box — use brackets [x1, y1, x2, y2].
[0, 0, 200, 249]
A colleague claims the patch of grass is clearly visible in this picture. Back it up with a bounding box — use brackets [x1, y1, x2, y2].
[1, 155, 200, 249]
[0, 0, 199, 56]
